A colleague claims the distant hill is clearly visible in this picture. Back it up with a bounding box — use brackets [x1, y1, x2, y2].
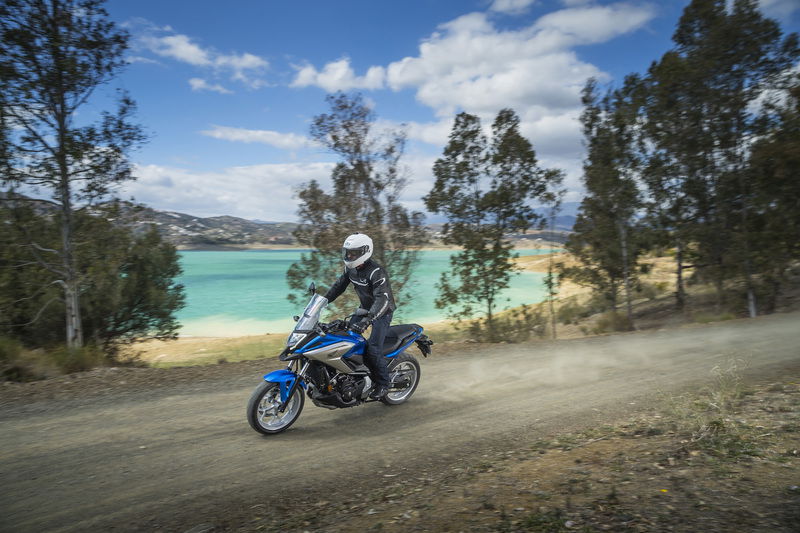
[2, 193, 573, 248]
[115, 204, 299, 248]
[532, 201, 579, 232]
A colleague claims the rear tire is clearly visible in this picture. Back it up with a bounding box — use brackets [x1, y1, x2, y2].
[247, 381, 304, 435]
[381, 352, 421, 405]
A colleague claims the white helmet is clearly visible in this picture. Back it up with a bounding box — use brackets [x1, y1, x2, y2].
[342, 233, 373, 269]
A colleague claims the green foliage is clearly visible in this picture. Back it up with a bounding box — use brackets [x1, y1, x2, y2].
[425, 109, 562, 342]
[0, 336, 22, 362]
[745, 78, 800, 312]
[0, 201, 185, 357]
[286, 92, 426, 318]
[468, 304, 546, 343]
[634, 281, 668, 301]
[0, 0, 146, 348]
[560, 79, 643, 328]
[692, 312, 736, 324]
[555, 297, 604, 325]
[641, 0, 799, 314]
[518, 508, 578, 532]
[592, 311, 633, 334]
[46, 345, 105, 374]
[0, 336, 25, 379]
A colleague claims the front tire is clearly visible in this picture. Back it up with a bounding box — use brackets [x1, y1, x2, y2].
[247, 381, 305, 435]
[381, 353, 421, 405]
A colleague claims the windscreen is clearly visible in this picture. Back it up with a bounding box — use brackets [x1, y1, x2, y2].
[294, 294, 328, 332]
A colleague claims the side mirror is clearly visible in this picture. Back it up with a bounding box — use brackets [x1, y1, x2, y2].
[293, 315, 300, 322]
[308, 282, 316, 294]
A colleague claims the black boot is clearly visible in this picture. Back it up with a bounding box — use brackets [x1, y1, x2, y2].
[369, 384, 388, 400]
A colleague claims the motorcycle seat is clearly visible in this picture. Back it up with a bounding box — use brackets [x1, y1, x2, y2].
[380, 324, 421, 355]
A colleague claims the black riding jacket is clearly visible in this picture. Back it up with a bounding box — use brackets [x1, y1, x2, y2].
[324, 258, 396, 319]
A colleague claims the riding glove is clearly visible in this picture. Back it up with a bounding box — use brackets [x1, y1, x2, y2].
[352, 319, 371, 334]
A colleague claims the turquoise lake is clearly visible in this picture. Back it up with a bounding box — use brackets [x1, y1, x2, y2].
[176, 249, 556, 336]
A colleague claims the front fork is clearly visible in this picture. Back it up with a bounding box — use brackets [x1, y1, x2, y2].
[278, 360, 309, 413]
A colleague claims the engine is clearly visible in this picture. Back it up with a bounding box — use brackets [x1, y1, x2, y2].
[336, 375, 360, 403]
[309, 372, 371, 409]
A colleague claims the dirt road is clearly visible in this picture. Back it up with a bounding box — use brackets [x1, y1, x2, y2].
[2, 313, 799, 532]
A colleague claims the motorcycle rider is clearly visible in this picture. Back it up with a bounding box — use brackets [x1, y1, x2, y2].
[324, 233, 396, 399]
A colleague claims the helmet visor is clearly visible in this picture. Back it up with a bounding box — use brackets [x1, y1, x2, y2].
[343, 245, 368, 262]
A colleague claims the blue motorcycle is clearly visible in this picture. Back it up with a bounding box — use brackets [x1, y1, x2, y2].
[247, 283, 433, 435]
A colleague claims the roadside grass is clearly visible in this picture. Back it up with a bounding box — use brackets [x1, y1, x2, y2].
[693, 311, 737, 324]
[1, 336, 108, 380]
[660, 358, 766, 460]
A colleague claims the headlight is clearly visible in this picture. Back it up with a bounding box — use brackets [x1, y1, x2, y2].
[286, 332, 306, 347]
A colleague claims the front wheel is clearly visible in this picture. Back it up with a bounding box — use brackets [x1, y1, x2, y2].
[381, 353, 421, 405]
[247, 381, 305, 435]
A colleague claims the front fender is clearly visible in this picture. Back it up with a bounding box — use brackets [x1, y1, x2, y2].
[263, 369, 306, 403]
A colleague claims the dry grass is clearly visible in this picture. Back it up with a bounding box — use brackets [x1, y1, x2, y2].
[133, 334, 287, 367]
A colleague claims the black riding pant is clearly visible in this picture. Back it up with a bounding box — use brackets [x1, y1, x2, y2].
[365, 311, 392, 387]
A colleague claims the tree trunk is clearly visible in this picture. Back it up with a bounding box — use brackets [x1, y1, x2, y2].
[57, 80, 83, 348]
[63, 280, 83, 348]
[486, 302, 495, 343]
[737, 173, 757, 319]
[745, 276, 757, 318]
[714, 271, 724, 314]
[768, 273, 781, 314]
[547, 266, 557, 340]
[618, 221, 634, 330]
[675, 238, 686, 310]
[60, 182, 83, 349]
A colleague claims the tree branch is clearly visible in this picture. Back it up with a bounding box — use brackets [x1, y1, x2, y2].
[0, 296, 60, 327]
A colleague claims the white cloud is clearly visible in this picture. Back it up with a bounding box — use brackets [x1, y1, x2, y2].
[123, 162, 335, 220]
[289, 2, 655, 134]
[490, 0, 538, 15]
[560, 0, 593, 7]
[122, 157, 440, 223]
[126, 55, 162, 65]
[279, 1, 655, 210]
[201, 125, 311, 150]
[144, 33, 211, 65]
[291, 58, 386, 91]
[132, 20, 269, 90]
[189, 78, 233, 94]
[757, 0, 800, 19]
[532, 3, 657, 45]
[401, 120, 454, 146]
[383, 7, 654, 122]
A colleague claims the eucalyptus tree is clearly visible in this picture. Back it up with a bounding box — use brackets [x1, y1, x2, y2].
[745, 77, 800, 311]
[0, 0, 146, 347]
[642, 0, 798, 316]
[542, 188, 564, 339]
[561, 79, 643, 328]
[424, 109, 562, 342]
[287, 92, 426, 317]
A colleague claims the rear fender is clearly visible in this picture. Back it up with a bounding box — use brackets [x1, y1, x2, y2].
[263, 369, 306, 403]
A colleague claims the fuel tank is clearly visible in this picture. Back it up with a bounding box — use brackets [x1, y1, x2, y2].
[300, 338, 360, 374]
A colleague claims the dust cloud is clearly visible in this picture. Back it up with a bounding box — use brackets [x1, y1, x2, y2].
[424, 314, 795, 402]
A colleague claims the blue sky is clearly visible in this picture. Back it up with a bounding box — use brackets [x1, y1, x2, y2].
[93, 0, 800, 222]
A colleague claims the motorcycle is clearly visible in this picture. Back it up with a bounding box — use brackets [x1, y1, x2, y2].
[247, 283, 433, 435]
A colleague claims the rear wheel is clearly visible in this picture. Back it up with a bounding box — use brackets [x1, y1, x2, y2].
[381, 353, 421, 405]
[247, 381, 304, 435]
